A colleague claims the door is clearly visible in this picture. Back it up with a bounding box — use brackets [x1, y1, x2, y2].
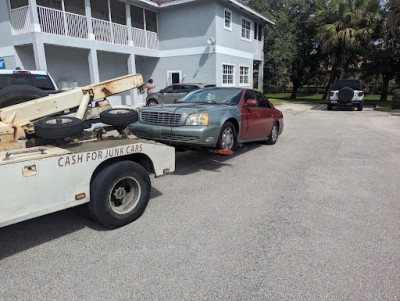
[160, 84, 182, 104]
[240, 90, 274, 140]
[167, 71, 181, 86]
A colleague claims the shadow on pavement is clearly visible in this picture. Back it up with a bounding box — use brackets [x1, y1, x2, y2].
[0, 142, 262, 259]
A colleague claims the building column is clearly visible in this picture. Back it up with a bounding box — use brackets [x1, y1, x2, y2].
[128, 54, 142, 105]
[28, 0, 41, 32]
[126, 2, 133, 46]
[258, 61, 264, 91]
[85, 0, 95, 40]
[33, 42, 47, 70]
[88, 49, 100, 84]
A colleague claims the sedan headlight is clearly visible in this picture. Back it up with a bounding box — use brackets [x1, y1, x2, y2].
[185, 112, 209, 126]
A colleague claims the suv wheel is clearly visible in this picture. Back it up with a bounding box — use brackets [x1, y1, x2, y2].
[327, 104, 333, 110]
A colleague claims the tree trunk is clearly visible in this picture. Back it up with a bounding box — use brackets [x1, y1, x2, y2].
[322, 72, 336, 100]
[380, 75, 389, 101]
[290, 84, 299, 99]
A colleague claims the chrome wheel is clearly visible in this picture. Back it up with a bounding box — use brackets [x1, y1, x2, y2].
[109, 177, 141, 214]
[220, 126, 234, 149]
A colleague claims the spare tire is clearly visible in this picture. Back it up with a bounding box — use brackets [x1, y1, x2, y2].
[100, 108, 139, 127]
[338, 87, 354, 103]
[34, 116, 84, 139]
[0, 85, 47, 108]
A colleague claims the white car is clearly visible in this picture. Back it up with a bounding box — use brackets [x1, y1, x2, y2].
[328, 79, 364, 111]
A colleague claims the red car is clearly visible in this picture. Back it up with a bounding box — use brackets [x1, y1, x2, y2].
[129, 87, 284, 151]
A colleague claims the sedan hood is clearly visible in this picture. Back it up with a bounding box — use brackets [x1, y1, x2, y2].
[140, 103, 230, 114]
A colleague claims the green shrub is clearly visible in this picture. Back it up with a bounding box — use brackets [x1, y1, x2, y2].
[392, 89, 400, 109]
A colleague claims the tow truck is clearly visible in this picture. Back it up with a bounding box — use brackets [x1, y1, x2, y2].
[0, 74, 175, 229]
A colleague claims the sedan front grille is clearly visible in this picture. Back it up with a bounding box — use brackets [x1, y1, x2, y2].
[141, 111, 182, 126]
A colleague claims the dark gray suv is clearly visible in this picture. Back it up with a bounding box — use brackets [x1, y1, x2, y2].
[146, 83, 215, 106]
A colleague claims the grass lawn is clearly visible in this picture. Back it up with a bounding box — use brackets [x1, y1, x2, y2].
[266, 93, 393, 109]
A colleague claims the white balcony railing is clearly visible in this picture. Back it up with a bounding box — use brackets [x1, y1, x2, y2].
[66, 12, 88, 39]
[10, 5, 159, 50]
[37, 6, 88, 39]
[112, 23, 129, 46]
[10, 6, 31, 35]
[92, 18, 112, 43]
[132, 28, 159, 50]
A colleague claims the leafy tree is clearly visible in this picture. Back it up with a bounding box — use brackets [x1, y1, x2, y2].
[247, 0, 321, 97]
[361, 0, 400, 100]
[315, 0, 380, 99]
[286, 0, 322, 99]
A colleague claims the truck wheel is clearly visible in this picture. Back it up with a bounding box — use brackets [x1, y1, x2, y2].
[34, 116, 84, 139]
[217, 122, 236, 150]
[0, 85, 47, 108]
[100, 108, 138, 127]
[88, 161, 151, 229]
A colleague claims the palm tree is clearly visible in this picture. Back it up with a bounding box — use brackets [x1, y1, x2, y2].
[316, 0, 380, 99]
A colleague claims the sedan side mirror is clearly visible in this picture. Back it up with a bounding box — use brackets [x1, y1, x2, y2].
[245, 99, 258, 107]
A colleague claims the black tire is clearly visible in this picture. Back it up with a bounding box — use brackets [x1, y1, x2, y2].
[147, 99, 158, 106]
[100, 108, 138, 127]
[0, 85, 47, 108]
[88, 161, 151, 229]
[338, 87, 354, 103]
[327, 103, 333, 110]
[217, 122, 236, 150]
[34, 116, 84, 139]
[357, 104, 363, 111]
[265, 122, 279, 145]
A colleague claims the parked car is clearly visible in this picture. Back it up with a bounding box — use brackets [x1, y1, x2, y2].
[0, 69, 59, 108]
[129, 87, 284, 151]
[146, 83, 215, 106]
[328, 79, 364, 111]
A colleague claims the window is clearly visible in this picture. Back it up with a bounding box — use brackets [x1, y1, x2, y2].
[239, 66, 250, 85]
[146, 10, 158, 33]
[224, 9, 232, 30]
[241, 18, 251, 41]
[222, 64, 234, 85]
[254, 23, 263, 41]
[255, 92, 268, 108]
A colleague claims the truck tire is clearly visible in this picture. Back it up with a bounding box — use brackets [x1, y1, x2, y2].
[100, 108, 138, 127]
[34, 116, 84, 139]
[0, 85, 47, 108]
[88, 161, 151, 229]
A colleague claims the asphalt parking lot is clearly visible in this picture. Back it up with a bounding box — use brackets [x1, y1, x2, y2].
[1, 103, 399, 300]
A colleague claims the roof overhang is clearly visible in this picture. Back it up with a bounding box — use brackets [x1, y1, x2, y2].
[137, 0, 275, 25]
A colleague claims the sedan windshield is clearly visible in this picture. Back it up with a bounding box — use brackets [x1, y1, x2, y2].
[177, 88, 243, 105]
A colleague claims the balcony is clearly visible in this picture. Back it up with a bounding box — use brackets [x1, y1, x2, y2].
[9, 5, 159, 50]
